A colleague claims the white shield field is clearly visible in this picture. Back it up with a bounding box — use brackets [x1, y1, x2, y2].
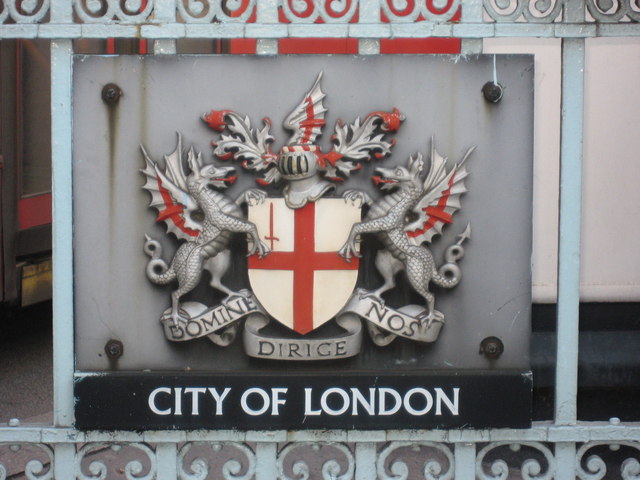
[248, 198, 361, 334]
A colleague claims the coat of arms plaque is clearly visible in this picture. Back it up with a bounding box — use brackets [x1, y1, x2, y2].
[72, 55, 534, 430]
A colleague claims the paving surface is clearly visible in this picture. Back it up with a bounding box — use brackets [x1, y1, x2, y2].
[0, 301, 53, 425]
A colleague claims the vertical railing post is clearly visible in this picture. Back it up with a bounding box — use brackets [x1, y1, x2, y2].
[358, 0, 380, 54]
[50, 0, 73, 23]
[156, 442, 179, 480]
[355, 442, 378, 480]
[255, 442, 278, 480]
[454, 442, 476, 479]
[554, 0, 586, 476]
[460, 0, 483, 54]
[54, 443, 76, 479]
[555, 34, 586, 428]
[50, 38, 75, 428]
[256, 0, 279, 54]
[153, 0, 177, 54]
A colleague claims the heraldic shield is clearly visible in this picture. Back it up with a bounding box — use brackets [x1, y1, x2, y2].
[247, 198, 361, 334]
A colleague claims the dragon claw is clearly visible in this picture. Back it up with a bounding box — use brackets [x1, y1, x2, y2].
[417, 309, 444, 330]
[164, 308, 190, 327]
[362, 291, 384, 304]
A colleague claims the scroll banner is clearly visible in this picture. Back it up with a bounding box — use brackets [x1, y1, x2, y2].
[161, 292, 264, 342]
[341, 291, 444, 343]
[244, 313, 362, 360]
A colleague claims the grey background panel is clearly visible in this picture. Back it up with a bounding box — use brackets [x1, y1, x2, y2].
[73, 54, 534, 371]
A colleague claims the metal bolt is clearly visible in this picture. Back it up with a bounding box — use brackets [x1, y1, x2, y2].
[105, 339, 124, 359]
[101, 83, 122, 105]
[482, 81, 503, 103]
[480, 336, 504, 359]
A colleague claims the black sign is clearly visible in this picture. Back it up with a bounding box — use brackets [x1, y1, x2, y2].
[74, 370, 532, 430]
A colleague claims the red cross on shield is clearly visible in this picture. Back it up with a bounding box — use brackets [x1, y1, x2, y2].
[248, 198, 361, 334]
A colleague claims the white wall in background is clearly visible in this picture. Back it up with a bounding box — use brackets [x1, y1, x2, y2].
[484, 37, 640, 303]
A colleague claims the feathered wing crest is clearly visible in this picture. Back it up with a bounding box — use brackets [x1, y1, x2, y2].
[140, 133, 202, 241]
[283, 72, 327, 145]
[203, 110, 279, 186]
[405, 139, 475, 245]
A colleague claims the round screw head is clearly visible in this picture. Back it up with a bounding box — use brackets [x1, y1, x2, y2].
[101, 83, 122, 105]
[480, 336, 504, 359]
[482, 81, 503, 103]
[105, 339, 124, 359]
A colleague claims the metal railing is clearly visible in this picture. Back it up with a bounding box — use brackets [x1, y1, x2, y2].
[1, 0, 639, 478]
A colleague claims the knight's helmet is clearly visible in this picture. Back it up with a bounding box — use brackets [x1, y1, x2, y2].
[278, 73, 327, 180]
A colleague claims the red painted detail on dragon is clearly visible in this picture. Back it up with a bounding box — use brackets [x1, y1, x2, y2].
[301, 96, 326, 144]
[372, 176, 398, 185]
[407, 171, 456, 238]
[156, 176, 200, 237]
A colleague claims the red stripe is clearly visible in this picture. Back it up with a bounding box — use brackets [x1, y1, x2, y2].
[278, 38, 359, 54]
[248, 203, 358, 334]
[380, 38, 461, 54]
[18, 193, 52, 230]
[293, 204, 315, 333]
[229, 39, 257, 54]
[138, 0, 148, 53]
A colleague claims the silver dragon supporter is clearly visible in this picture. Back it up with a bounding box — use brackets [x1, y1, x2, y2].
[141, 134, 269, 346]
[339, 141, 474, 345]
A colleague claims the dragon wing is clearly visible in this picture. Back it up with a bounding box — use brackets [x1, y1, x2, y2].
[140, 134, 202, 241]
[283, 72, 327, 146]
[404, 140, 474, 245]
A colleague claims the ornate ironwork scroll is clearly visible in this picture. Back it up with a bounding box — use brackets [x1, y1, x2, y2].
[176, 0, 256, 23]
[476, 442, 556, 480]
[586, 0, 640, 22]
[377, 442, 455, 480]
[576, 441, 640, 480]
[280, 0, 359, 23]
[381, 0, 460, 23]
[178, 442, 256, 480]
[277, 442, 355, 480]
[2, 0, 50, 23]
[0, 443, 54, 480]
[73, 0, 154, 22]
[483, 0, 566, 22]
[76, 443, 156, 480]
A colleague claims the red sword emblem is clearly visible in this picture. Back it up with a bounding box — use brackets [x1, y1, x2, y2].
[264, 202, 280, 250]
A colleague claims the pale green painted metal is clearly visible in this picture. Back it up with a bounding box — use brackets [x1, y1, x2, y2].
[50, 38, 75, 429]
[555, 37, 585, 427]
[1, 0, 639, 478]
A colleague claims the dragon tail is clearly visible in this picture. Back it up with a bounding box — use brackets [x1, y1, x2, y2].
[143, 235, 176, 285]
[431, 243, 466, 289]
